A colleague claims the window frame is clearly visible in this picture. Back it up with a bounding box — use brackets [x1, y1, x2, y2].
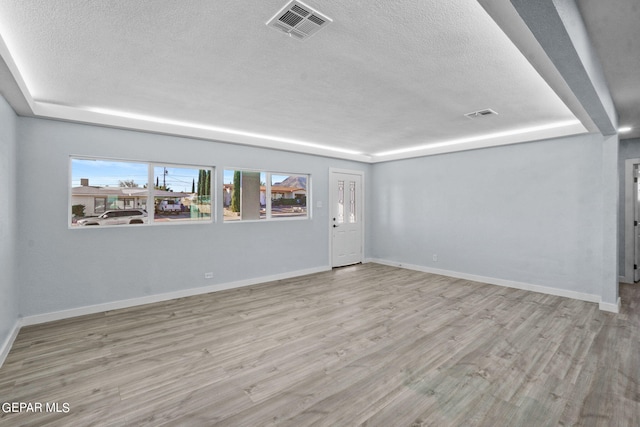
[69, 156, 215, 229]
[222, 168, 311, 223]
[150, 163, 215, 225]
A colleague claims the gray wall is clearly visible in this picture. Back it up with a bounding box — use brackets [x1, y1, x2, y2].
[16, 117, 370, 317]
[0, 95, 18, 348]
[7, 110, 621, 318]
[370, 132, 608, 297]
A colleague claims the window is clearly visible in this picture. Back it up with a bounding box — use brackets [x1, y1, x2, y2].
[70, 158, 213, 227]
[153, 166, 212, 223]
[94, 197, 106, 214]
[270, 173, 307, 219]
[223, 170, 309, 222]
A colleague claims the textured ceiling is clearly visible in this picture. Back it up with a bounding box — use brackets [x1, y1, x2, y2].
[0, 0, 590, 161]
[577, 0, 640, 140]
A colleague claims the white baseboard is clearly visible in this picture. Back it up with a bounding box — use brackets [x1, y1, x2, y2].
[599, 297, 621, 314]
[8, 260, 622, 364]
[21, 266, 331, 327]
[368, 258, 603, 305]
[619, 275, 634, 285]
[0, 319, 22, 368]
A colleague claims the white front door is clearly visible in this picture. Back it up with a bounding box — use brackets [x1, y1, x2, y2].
[330, 170, 363, 267]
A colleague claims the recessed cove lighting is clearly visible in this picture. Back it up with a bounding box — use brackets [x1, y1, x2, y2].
[84, 107, 362, 156]
[373, 120, 582, 157]
[0, 21, 38, 104]
[618, 126, 632, 133]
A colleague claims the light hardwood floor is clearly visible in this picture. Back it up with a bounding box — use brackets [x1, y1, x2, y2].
[1, 263, 638, 426]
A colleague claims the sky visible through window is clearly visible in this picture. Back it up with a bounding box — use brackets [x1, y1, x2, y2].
[73, 160, 298, 191]
[72, 159, 204, 193]
[222, 170, 290, 185]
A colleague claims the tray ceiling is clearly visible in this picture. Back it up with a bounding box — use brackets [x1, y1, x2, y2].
[0, 0, 590, 162]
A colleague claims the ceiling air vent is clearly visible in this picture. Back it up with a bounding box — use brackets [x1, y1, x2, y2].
[267, 0, 332, 41]
[465, 109, 498, 119]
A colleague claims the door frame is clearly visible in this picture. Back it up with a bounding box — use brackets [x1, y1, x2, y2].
[329, 168, 365, 267]
[623, 158, 640, 283]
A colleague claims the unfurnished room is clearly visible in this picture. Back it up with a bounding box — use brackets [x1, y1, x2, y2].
[0, 0, 639, 425]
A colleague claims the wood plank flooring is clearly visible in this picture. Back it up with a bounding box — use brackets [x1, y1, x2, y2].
[1, 263, 638, 426]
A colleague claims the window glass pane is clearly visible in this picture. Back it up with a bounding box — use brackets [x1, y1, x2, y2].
[224, 170, 309, 221]
[223, 169, 238, 221]
[337, 180, 345, 224]
[260, 171, 267, 220]
[223, 170, 263, 221]
[349, 180, 356, 223]
[153, 166, 212, 223]
[270, 173, 308, 218]
[72, 158, 215, 228]
[71, 159, 148, 227]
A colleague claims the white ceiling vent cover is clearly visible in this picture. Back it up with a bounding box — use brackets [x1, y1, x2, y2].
[465, 109, 498, 119]
[267, 0, 332, 41]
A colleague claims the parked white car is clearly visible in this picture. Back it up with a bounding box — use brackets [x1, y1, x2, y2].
[76, 209, 148, 226]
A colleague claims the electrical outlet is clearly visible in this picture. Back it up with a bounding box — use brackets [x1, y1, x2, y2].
[204, 272, 213, 279]
[432, 254, 438, 262]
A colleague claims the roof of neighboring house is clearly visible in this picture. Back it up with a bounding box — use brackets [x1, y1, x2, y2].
[72, 186, 192, 198]
[269, 186, 305, 194]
